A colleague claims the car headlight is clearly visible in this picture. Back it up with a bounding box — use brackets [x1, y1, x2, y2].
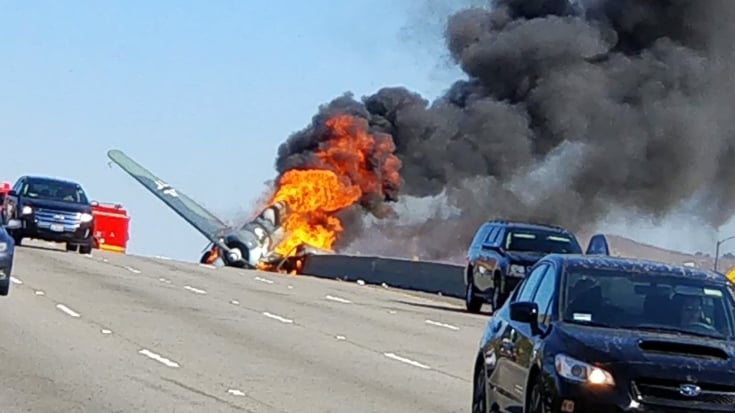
[0, 242, 6, 252]
[79, 213, 93, 223]
[22, 206, 32, 215]
[555, 354, 615, 386]
[509, 264, 526, 276]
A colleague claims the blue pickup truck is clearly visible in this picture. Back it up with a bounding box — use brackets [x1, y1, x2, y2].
[464, 219, 609, 313]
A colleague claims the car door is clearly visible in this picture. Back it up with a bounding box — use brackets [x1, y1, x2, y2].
[490, 262, 550, 409]
[504, 262, 558, 409]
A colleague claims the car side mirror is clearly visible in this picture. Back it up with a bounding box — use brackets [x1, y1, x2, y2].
[5, 219, 22, 229]
[510, 301, 542, 335]
[4, 219, 21, 230]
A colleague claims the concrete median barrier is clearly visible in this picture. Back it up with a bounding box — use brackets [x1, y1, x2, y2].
[300, 254, 466, 298]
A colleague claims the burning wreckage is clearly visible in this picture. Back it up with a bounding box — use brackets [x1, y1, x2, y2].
[106, 114, 402, 274]
[107, 149, 332, 273]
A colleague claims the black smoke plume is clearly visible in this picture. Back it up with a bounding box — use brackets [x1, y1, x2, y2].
[274, 0, 735, 261]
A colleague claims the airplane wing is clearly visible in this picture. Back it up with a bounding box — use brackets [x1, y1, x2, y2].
[106, 149, 230, 246]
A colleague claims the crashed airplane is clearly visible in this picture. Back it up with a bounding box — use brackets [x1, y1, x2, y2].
[106, 149, 331, 272]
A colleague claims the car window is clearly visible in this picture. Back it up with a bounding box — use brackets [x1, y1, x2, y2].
[532, 266, 557, 325]
[504, 229, 581, 254]
[515, 263, 549, 302]
[562, 267, 735, 340]
[22, 179, 89, 204]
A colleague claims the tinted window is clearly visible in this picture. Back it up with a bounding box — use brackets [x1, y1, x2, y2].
[516, 264, 549, 302]
[504, 228, 581, 254]
[562, 267, 735, 339]
[533, 266, 557, 325]
[22, 179, 89, 204]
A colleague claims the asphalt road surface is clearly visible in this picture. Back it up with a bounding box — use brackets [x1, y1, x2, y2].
[0, 240, 491, 413]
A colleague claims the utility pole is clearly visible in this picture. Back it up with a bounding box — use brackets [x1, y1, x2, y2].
[714, 235, 735, 273]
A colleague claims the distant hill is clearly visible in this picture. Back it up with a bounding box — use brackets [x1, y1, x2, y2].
[578, 233, 735, 275]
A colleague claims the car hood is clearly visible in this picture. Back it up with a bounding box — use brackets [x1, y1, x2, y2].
[505, 251, 546, 265]
[554, 322, 735, 366]
[23, 198, 91, 213]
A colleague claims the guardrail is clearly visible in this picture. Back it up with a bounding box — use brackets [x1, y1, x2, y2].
[301, 254, 466, 298]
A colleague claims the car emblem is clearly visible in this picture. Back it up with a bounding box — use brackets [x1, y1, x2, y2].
[679, 384, 702, 397]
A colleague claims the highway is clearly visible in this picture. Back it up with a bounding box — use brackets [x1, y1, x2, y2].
[0, 240, 490, 413]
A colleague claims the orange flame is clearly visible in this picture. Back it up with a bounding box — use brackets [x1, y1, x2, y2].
[261, 113, 401, 272]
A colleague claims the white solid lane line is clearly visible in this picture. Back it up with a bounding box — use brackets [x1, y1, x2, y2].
[254, 276, 274, 284]
[425, 319, 460, 331]
[335, 335, 347, 341]
[325, 295, 352, 304]
[183, 285, 207, 295]
[262, 312, 293, 324]
[383, 353, 431, 370]
[56, 304, 81, 318]
[10, 277, 22, 285]
[124, 266, 141, 274]
[138, 349, 180, 368]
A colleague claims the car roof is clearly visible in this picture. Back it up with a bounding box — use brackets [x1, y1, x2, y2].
[543, 254, 727, 285]
[485, 219, 572, 234]
[21, 175, 83, 186]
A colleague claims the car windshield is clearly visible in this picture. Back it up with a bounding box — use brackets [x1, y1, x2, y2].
[504, 229, 581, 254]
[562, 267, 735, 340]
[21, 179, 89, 204]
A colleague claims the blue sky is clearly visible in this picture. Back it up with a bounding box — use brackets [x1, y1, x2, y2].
[2, 1, 733, 262]
[0, 1, 470, 261]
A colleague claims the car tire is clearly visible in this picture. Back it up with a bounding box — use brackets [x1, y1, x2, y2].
[66, 243, 78, 252]
[465, 276, 483, 313]
[79, 244, 92, 255]
[0, 279, 9, 296]
[527, 375, 554, 413]
[491, 273, 508, 312]
[472, 357, 487, 413]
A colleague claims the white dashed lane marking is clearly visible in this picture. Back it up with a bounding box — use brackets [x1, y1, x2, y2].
[325, 295, 351, 304]
[383, 353, 431, 370]
[227, 389, 245, 397]
[425, 319, 460, 331]
[34, 290, 45, 296]
[124, 266, 141, 274]
[199, 264, 216, 269]
[56, 304, 81, 318]
[159, 278, 172, 284]
[254, 276, 274, 284]
[101, 329, 112, 335]
[183, 285, 207, 295]
[262, 312, 293, 324]
[10, 277, 22, 285]
[336, 335, 347, 341]
[138, 349, 180, 368]
[230, 300, 240, 305]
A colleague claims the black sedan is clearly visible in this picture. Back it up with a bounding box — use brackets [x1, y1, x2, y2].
[472, 254, 735, 413]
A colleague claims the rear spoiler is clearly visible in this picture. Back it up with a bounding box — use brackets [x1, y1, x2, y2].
[585, 233, 610, 256]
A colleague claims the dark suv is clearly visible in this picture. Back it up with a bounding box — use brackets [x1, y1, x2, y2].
[464, 219, 609, 313]
[4, 175, 95, 254]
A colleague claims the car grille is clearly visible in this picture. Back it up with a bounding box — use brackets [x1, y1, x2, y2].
[632, 377, 735, 411]
[34, 208, 82, 228]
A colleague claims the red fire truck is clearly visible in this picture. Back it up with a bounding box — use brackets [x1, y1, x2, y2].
[90, 201, 130, 254]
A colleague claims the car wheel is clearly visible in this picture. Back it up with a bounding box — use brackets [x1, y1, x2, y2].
[528, 375, 553, 413]
[491, 274, 508, 312]
[472, 359, 487, 413]
[465, 277, 483, 313]
[79, 244, 92, 255]
[0, 280, 9, 296]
